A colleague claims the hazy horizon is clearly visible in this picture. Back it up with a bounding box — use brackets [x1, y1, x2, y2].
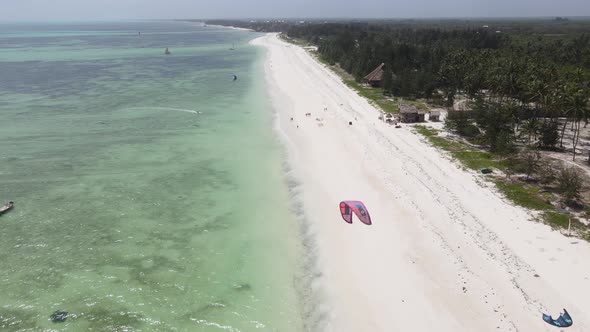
[1, 0, 589, 22]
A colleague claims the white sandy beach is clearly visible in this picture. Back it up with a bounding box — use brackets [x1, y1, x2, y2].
[252, 33, 590, 331]
[206, 24, 254, 32]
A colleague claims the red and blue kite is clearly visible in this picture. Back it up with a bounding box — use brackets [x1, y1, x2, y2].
[339, 201, 372, 225]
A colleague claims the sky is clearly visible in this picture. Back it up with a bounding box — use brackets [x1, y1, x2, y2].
[1, 0, 589, 21]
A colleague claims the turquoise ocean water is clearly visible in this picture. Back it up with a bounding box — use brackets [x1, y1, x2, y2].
[0, 21, 303, 331]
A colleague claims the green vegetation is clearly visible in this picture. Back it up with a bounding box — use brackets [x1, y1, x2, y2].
[279, 35, 309, 47]
[317, 55, 399, 113]
[341, 77, 399, 113]
[413, 126, 586, 234]
[544, 211, 572, 229]
[543, 212, 590, 240]
[557, 167, 585, 203]
[494, 180, 551, 210]
[414, 126, 507, 170]
[454, 151, 503, 170]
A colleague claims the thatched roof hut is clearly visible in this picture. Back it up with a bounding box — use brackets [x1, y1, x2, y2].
[363, 63, 385, 87]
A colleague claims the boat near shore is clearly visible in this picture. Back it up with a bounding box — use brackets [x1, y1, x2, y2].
[0, 201, 14, 215]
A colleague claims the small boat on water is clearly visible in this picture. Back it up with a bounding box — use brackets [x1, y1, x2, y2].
[0, 201, 14, 215]
[164, 47, 171, 55]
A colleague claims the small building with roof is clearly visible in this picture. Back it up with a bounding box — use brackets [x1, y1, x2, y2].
[363, 63, 385, 87]
[399, 104, 425, 123]
[429, 110, 440, 122]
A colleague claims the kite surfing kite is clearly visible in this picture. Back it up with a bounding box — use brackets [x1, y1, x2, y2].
[542, 309, 573, 328]
[339, 201, 372, 225]
[232, 74, 238, 81]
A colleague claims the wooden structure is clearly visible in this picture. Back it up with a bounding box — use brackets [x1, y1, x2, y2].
[363, 63, 385, 87]
[429, 110, 440, 122]
[399, 104, 425, 123]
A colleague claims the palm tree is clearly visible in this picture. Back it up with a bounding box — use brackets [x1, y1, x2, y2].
[562, 82, 590, 160]
[520, 117, 540, 144]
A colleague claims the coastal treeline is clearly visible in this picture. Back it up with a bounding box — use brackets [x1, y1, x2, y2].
[209, 19, 590, 156]
[283, 22, 590, 106]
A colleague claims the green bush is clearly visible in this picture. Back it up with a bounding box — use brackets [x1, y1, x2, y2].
[557, 167, 584, 203]
[539, 121, 559, 149]
[494, 180, 552, 210]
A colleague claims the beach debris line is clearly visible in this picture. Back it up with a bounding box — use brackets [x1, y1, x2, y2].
[0, 201, 13, 215]
[339, 201, 372, 225]
[542, 308, 572, 328]
[50, 310, 68, 323]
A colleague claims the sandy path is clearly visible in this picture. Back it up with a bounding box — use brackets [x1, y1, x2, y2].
[252, 33, 590, 332]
